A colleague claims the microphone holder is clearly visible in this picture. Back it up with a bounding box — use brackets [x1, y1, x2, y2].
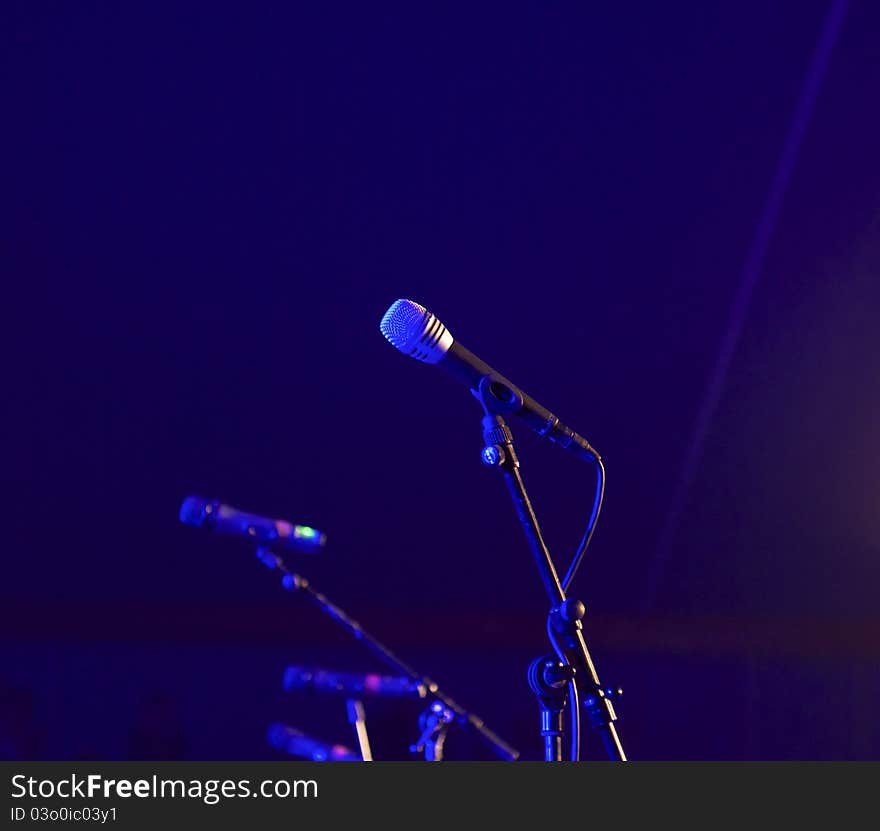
[254, 546, 519, 762]
[475, 382, 626, 762]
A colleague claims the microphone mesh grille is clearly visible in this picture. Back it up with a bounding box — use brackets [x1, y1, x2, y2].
[379, 299, 429, 351]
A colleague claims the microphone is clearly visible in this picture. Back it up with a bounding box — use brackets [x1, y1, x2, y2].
[379, 299, 599, 462]
[179, 496, 327, 553]
[266, 723, 360, 761]
[283, 665, 428, 699]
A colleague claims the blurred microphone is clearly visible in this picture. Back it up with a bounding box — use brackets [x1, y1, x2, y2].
[379, 299, 599, 462]
[179, 496, 326, 553]
[283, 665, 428, 699]
[266, 723, 360, 761]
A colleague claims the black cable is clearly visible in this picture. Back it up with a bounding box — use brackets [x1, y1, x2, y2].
[560, 455, 606, 593]
[568, 677, 581, 761]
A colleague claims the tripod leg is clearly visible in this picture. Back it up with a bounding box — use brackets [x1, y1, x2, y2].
[346, 698, 373, 761]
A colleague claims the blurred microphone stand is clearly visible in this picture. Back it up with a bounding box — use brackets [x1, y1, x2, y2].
[254, 546, 519, 761]
[474, 380, 626, 762]
[346, 699, 372, 761]
[410, 701, 454, 762]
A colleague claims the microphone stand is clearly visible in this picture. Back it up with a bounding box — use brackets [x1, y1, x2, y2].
[410, 700, 454, 762]
[254, 546, 519, 762]
[346, 698, 373, 761]
[475, 385, 626, 762]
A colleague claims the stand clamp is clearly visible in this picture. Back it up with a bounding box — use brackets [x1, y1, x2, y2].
[528, 656, 575, 762]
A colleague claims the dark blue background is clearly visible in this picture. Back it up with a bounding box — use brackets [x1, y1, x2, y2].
[2, 1, 879, 760]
